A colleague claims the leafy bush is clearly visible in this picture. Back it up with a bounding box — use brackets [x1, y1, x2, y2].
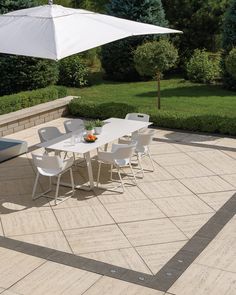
[58, 55, 89, 87]
[0, 86, 67, 115]
[68, 98, 236, 136]
[225, 48, 236, 80]
[186, 50, 221, 84]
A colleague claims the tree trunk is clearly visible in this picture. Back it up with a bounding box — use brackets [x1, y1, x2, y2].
[157, 72, 161, 109]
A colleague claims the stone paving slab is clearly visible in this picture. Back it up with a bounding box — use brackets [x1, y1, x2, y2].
[10, 261, 101, 295]
[0, 247, 45, 289]
[197, 191, 236, 211]
[82, 248, 152, 274]
[138, 180, 193, 199]
[103, 199, 165, 223]
[170, 213, 214, 238]
[119, 219, 187, 247]
[152, 195, 213, 217]
[169, 263, 236, 295]
[83, 276, 164, 295]
[64, 224, 131, 254]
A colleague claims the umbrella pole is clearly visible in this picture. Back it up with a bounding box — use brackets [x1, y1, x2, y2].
[157, 72, 161, 110]
[48, 0, 53, 5]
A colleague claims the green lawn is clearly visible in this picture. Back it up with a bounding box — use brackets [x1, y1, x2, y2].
[68, 78, 236, 118]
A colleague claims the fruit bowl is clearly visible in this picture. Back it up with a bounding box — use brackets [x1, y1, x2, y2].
[84, 135, 97, 143]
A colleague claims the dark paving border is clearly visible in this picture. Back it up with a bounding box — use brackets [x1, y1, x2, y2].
[0, 192, 236, 292]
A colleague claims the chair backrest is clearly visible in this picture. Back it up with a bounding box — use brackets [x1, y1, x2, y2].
[125, 113, 150, 122]
[64, 119, 84, 133]
[136, 129, 156, 149]
[32, 153, 63, 172]
[38, 127, 63, 143]
[113, 143, 136, 160]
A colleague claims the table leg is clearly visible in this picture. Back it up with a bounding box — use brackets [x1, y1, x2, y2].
[58, 152, 94, 191]
[85, 152, 94, 189]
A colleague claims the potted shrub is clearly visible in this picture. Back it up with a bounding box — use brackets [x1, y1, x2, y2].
[94, 119, 104, 135]
[84, 121, 95, 135]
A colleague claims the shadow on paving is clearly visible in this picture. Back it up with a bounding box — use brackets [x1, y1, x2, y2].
[153, 136, 236, 152]
[135, 84, 236, 98]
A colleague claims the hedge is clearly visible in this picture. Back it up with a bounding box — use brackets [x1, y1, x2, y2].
[0, 86, 67, 115]
[69, 97, 236, 136]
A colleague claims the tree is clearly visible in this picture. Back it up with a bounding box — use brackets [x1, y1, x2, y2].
[222, 0, 236, 52]
[0, 55, 58, 96]
[134, 40, 178, 109]
[0, 0, 59, 95]
[0, 0, 37, 14]
[72, 0, 108, 12]
[222, 0, 236, 90]
[162, 0, 230, 59]
[101, 0, 168, 81]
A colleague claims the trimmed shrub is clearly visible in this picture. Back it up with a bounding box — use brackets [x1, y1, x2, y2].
[0, 86, 67, 115]
[69, 98, 137, 120]
[134, 40, 178, 78]
[186, 49, 221, 84]
[58, 55, 89, 87]
[68, 98, 236, 136]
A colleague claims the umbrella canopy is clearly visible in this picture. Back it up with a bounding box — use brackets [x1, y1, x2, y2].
[0, 4, 182, 60]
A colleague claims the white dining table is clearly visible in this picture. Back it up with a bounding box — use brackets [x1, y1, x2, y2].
[38, 118, 152, 190]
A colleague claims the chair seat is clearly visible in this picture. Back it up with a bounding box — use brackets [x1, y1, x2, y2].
[37, 167, 62, 177]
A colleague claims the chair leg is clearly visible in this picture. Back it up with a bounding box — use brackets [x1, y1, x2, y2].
[117, 167, 125, 192]
[55, 174, 61, 205]
[70, 168, 75, 196]
[97, 162, 102, 187]
[137, 154, 145, 178]
[147, 148, 155, 171]
[32, 172, 40, 200]
[110, 164, 113, 180]
[49, 176, 52, 189]
[129, 162, 137, 185]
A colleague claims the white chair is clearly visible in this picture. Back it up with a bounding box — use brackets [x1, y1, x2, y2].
[38, 126, 64, 142]
[125, 113, 150, 122]
[32, 153, 75, 205]
[38, 126, 64, 155]
[64, 119, 86, 164]
[124, 113, 150, 138]
[97, 143, 137, 192]
[64, 119, 84, 133]
[119, 129, 155, 177]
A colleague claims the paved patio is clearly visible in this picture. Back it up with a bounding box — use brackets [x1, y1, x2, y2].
[0, 117, 236, 295]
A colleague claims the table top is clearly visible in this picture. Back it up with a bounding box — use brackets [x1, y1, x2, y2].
[37, 118, 152, 154]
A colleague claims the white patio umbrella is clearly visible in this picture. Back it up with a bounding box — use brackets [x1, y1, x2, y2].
[0, 1, 182, 60]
